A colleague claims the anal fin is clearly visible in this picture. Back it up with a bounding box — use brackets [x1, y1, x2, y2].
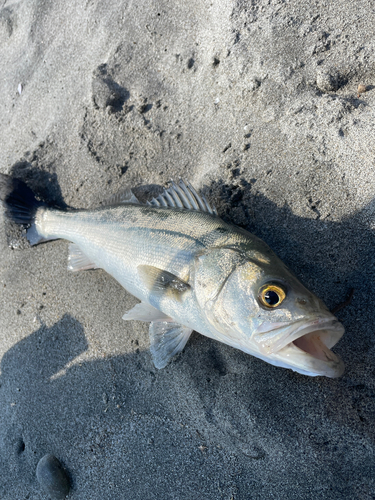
[149, 321, 193, 369]
[67, 243, 99, 272]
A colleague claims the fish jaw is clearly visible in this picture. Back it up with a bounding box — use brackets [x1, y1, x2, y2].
[251, 315, 345, 378]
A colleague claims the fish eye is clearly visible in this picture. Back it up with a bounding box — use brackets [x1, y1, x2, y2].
[258, 284, 286, 308]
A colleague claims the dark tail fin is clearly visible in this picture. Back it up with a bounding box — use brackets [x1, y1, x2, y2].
[0, 173, 45, 225]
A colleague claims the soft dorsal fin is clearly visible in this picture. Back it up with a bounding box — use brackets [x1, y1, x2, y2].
[146, 180, 218, 215]
[101, 187, 139, 206]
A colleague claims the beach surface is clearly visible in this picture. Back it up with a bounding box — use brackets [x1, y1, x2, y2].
[0, 0, 374, 498]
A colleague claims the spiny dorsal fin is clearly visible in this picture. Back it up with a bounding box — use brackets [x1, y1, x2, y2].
[146, 180, 217, 215]
[101, 187, 139, 207]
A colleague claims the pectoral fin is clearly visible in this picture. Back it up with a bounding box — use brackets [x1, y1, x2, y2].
[149, 321, 193, 369]
[138, 265, 190, 300]
[122, 302, 171, 322]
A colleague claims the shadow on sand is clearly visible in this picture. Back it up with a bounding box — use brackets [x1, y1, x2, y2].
[0, 172, 374, 499]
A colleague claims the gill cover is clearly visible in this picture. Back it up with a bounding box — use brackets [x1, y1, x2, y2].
[194, 248, 249, 334]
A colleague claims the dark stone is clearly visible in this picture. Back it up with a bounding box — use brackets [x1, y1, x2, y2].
[36, 454, 70, 499]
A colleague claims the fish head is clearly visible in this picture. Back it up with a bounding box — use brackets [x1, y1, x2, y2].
[194, 246, 345, 378]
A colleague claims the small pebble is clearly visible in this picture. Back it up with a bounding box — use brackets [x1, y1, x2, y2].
[316, 70, 338, 92]
[249, 77, 261, 91]
[36, 454, 70, 499]
[357, 84, 366, 97]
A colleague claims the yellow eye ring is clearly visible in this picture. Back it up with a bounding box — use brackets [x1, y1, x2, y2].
[259, 284, 286, 308]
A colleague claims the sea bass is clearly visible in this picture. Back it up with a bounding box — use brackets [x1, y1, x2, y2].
[0, 174, 345, 377]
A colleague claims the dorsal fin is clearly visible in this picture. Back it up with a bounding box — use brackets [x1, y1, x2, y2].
[146, 180, 217, 215]
[101, 188, 139, 206]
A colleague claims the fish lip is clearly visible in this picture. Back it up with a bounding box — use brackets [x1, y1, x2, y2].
[253, 315, 343, 353]
[253, 315, 345, 377]
[275, 335, 345, 378]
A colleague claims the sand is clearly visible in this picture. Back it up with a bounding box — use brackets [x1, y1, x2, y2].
[0, 0, 374, 498]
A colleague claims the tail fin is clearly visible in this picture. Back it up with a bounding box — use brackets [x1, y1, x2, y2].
[0, 173, 45, 224]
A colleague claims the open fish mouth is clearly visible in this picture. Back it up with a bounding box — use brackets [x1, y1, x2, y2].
[253, 316, 345, 378]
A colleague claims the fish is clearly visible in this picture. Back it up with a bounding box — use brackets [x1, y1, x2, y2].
[0, 173, 345, 377]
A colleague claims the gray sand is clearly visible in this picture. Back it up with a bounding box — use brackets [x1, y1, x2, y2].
[1, 0, 374, 498]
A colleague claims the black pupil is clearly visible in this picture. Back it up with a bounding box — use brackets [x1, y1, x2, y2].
[264, 290, 279, 306]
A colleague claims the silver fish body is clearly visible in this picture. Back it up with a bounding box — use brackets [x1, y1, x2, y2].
[0, 175, 345, 377]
